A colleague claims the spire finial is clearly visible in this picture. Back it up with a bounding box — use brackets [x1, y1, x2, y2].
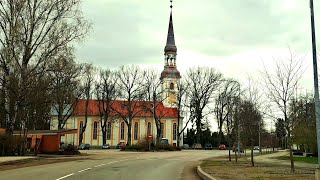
[170, 0, 173, 9]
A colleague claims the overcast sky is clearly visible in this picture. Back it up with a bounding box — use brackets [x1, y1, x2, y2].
[75, 0, 317, 88]
[75, 0, 320, 130]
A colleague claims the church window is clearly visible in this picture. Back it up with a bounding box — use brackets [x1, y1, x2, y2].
[160, 123, 164, 138]
[170, 83, 174, 90]
[106, 122, 112, 140]
[134, 122, 139, 140]
[93, 122, 98, 140]
[120, 122, 125, 140]
[173, 123, 177, 140]
[147, 122, 152, 135]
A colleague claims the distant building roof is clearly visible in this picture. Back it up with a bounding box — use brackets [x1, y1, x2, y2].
[72, 99, 179, 118]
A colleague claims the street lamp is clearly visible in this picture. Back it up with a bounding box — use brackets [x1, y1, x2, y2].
[309, 0, 320, 169]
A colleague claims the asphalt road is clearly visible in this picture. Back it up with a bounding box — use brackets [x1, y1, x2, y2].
[0, 150, 228, 180]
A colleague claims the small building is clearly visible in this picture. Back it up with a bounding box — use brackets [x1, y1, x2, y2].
[13, 129, 77, 154]
[0, 128, 5, 135]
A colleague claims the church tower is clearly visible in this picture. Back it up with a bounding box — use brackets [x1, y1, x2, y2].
[161, 0, 181, 108]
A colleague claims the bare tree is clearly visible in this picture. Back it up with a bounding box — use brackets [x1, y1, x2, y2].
[49, 53, 82, 130]
[142, 69, 170, 144]
[244, 76, 265, 153]
[186, 67, 222, 144]
[95, 69, 119, 145]
[0, 0, 89, 133]
[115, 65, 144, 146]
[238, 100, 262, 167]
[175, 79, 190, 147]
[78, 64, 94, 145]
[261, 51, 304, 173]
[216, 80, 239, 161]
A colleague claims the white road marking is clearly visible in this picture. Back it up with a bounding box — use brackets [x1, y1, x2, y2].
[94, 164, 106, 167]
[78, 168, 91, 173]
[56, 173, 74, 180]
[108, 161, 118, 164]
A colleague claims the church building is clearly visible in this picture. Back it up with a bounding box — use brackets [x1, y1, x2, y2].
[50, 2, 183, 147]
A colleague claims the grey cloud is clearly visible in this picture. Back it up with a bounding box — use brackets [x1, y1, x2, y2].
[75, 0, 316, 67]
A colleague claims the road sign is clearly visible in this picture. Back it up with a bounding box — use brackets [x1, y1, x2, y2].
[147, 134, 152, 139]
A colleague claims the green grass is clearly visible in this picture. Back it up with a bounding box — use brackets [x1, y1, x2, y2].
[276, 155, 318, 164]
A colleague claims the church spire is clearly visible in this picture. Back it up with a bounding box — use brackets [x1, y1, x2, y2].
[164, 0, 177, 53]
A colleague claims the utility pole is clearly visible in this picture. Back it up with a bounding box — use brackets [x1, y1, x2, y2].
[309, 0, 320, 176]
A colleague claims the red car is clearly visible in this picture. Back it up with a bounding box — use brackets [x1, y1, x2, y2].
[218, 144, 226, 150]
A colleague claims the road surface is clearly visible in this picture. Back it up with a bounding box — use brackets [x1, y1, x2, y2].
[0, 150, 228, 180]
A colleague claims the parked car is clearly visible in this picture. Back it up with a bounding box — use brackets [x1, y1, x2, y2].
[79, 144, 90, 150]
[102, 144, 110, 149]
[253, 146, 259, 150]
[204, 143, 213, 150]
[159, 138, 169, 145]
[117, 142, 126, 149]
[182, 144, 190, 149]
[233, 146, 244, 153]
[192, 143, 202, 149]
[218, 144, 227, 150]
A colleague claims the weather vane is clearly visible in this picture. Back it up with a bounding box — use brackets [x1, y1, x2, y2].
[170, 0, 173, 9]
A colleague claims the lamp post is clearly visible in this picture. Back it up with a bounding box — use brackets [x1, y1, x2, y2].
[309, 0, 320, 168]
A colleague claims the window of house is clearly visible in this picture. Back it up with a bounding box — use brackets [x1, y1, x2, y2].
[147, 122, 151, 135]
[93, 122, 98, 140]
[170, 83, 174, 90]
[107, 122, 112, 140]
[120, 122, 125, 140]
[173, 123, 177, 140]
[134, 122, 138, 140]
[160, 123, 164, 138]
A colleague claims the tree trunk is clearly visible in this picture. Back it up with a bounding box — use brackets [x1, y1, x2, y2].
[228, 149, 231, 161]
[289, 141, 295, 173]
[157, 126, 161, 144]
[251, 144, 254, 167]
[127, 123, 132, 145]
[235, 149, 238, 163]
[79, 131, 83, 145]
[196, 117, 201, 144]
[102, 128, 107, 145]
[177, 113, 180, 147]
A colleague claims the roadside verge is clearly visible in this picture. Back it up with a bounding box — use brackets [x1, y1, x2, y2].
[197, 165, 217, 180]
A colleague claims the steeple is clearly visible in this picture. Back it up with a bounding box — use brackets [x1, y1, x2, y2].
[160, 0, 181, 108]
[164, 2, 177, 53]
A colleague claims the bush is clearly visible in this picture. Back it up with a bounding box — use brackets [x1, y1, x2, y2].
[58, 144, 80, 155]
[122, 136, 181, 152]
[0, 134, 17, 156]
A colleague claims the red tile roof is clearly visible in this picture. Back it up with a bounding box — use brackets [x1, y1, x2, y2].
[73, 99, 179, 118]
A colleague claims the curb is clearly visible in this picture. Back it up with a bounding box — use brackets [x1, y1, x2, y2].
[197, 166, 217, 180]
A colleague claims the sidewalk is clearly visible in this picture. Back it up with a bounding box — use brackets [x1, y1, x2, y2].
[252, 150, 318, 169]
[0, 156, 36, 164]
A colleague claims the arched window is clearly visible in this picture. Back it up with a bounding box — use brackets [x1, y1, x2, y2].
[134, 122, 139, 140]
[170, 83, 174, 90]
[107, 122, 112, 140]
[147, 122, 152, 135]
[173, 123, 177, 140]
[160, 123, 164, 138]
[93, 122, 98, 140]
[120, 122, 125, 140]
